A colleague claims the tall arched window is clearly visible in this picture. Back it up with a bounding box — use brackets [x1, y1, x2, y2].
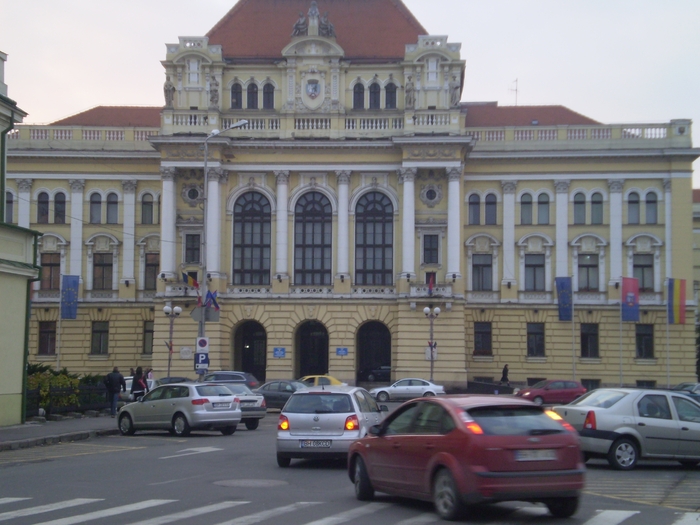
[263, 83, 274, 110]
[485, 194, 497, 225]
[468, 194, 480, 225]
[385, 83, 397, 109]
[233, 192, 271, 285]
[573, 193, 586, 224]
[369, 83, 380, 109]
[646, 193, 657, 224]
[247, 84, 258, 109]
[37, 192, 49, 224]
[106, 193, 119, 224]
[591, 192, 603, 224]
[231, 84, 242, 109]
[521, 194, 532, 225]
[353, 84, 364, 110]
[54, 192, 66, 224]
[5, 192, 13, 223]
[628, 192, 640, 224]
[142, 194, 154, 225]
[355, 192, 393, 285]
[294, 192, 332, 285]
[90, 194, 102, 224]
[537, 194, 550, 225]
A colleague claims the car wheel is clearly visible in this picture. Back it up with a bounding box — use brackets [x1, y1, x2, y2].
[244, 419, 259, 431]
[277, 454, 291, 468]
[220, 425, 237, 436]
[172, 413, 191, 437]
[546, 497, 579, 518]
[367, 374, 375, 382]
[423, 391, 435, 397]
[607, 437, 638, 470]
[353, 456, 374, 501]
[679, 460, 699, 468]
[433, 469, 464, 521]
[377, 391, 389, 402]
[118, 413, 135, 436]
[533, 396, 544, 406]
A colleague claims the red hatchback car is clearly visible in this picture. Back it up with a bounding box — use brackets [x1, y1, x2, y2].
[348, 395, 584, 521]
[515, 380, 587, 406]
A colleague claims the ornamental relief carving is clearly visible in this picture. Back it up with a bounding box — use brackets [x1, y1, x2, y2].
[419, 184, 443, 208]
[406, 147, 459, 161]
[164, 146, 204, 160]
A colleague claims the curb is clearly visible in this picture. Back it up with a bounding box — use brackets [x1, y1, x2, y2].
[0, 428, 120, 452]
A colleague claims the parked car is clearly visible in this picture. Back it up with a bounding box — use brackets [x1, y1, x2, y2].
[298, 375, 345, 387]
[358, 365, 391, 382]
[348, 395, 584, 520]
[553, 388, 700, 470]
[221, 383, 266, 430]
[369, 378, 445, 402]
[672, 382, 700, 394]
[119, 377, 160, 402]
[276, 385, 388, 467]
[255, 380, 308, 409]
[158, 376, 192, 384]
[514, 380, 587, 406]
[201, 371, 260, 390]
[118, 383, 241, 437]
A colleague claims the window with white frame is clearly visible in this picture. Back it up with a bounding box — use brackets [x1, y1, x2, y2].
[55, 192, 66, 224]
[521, 193, 532, 225]
[90, 194, 101, 224]
[106, 193, 118, 224]
[527, 323, 545, 357]
[573, 193, 585, 224]
[591, 192, 603, 224]
[645, 193, 657, 224]
[524, 254, 545, 291]
[187, 58, 200, 84]
[578, 254, 599, 291]
[185, 233, 201, 264]
[468, 194, 480, 225]
[628, 192, 640, 224]
[633, 253, 654, 292]
[472, 254, 492, 291]
[537, 194, 550, 225]
[423, 234, 439, 265]
[484, 194, 497, 225]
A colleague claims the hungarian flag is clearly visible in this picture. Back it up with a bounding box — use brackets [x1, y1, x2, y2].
[667, 278, 686, 324]
[182, 272, 199, 289]
[621, 277, 639, 322]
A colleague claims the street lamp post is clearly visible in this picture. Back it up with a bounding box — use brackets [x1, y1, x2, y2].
[163, 305, 182, 378]
[423, 305, 440, 382]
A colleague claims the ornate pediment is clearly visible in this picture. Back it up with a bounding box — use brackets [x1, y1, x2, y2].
[282, 37, 344, 59]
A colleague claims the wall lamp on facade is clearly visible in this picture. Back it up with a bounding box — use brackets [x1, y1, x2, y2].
[452, 273, 456, 282]
[340, 275, 345, 283]
[125, 280, 130, 287]
[615, 282, 620, 289]
[507, 282, 511, 289]
[277, 274, 282, 283]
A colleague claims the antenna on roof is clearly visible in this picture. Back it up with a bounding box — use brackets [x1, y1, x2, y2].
[509, 78, 518, 106]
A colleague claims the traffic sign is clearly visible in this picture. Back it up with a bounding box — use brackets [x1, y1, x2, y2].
[196, 337, 210, 353]
[194, 352, 209, 370]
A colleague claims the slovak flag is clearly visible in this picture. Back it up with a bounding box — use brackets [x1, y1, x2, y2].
[621, 277, 640, 322]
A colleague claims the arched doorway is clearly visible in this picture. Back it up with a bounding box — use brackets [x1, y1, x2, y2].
[233, 321, 267, 382]
[295, 321, 329, 377]
[356, 321, 391, 382]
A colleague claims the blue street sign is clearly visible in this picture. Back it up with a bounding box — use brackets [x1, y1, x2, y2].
[273, 347, 286, 358]
[194, 352, 210, 370]
[336, 347, 348, 356]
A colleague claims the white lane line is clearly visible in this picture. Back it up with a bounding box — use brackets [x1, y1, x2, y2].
[302, 502, 390, 525]
[0, 499, 102, 521]
[213, 502, 321, 525]
[32, 499, 176, 525]
[394, 512, 440, 525]
[0, 498, 31, 505]
[671, 513, 700, 525]
[125, 501, 248, 525]
[582, 510, 640, 525]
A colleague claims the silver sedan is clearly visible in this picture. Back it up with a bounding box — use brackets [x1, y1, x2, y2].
[118, 383, 241, 437]
[368, 378, 446, 402]
[220, 383, 267, 430]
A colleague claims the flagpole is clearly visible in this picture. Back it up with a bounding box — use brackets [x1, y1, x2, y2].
[619, 277, 623, 387]
[571, 275, 576, 381]
[665, 279, 670, 388]
[56, 273, 63, 371]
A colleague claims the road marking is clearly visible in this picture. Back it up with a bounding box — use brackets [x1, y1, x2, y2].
[125, 501, 248, 525]
[512, 506, 550, 517]
[213, 502, 320, 525]
[671, 513, 700, 525]
[31, 499, 176, 525]
[582, 510, 640, 525]
[0, 499, 101, 522]
[159, 447, 223, 459]
[148, 474, 205, 486]
[394, 512, 439, 525]
[302, 502, 390, 525]
[0, 498, 30, 505]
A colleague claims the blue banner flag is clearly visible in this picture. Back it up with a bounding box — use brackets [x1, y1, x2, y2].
[60, 275, 80, 319]
[205, 291, 220, 311]
[555, 277, 573, 321]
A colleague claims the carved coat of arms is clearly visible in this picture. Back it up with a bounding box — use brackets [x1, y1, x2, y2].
[306, 79, 320, 99]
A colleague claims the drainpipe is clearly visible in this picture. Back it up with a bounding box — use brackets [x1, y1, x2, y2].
[0, 110, 14, 222]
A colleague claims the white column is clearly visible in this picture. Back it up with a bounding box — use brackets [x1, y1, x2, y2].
[275, 171, 289, 277]
[555, 180, 570, 277]
[16, 179, 32, 228]
[400, 168, 416, 278]
[608, 180, 624, 284]
[572, 247, 579, 291]
[336, 171, 350, 277]
[206, 168, 226, 277]
[160, 167, 177, 278]
[447, 167, 462, 278]
[68, 179, 85, 277]
[664, 180, 672, 278]
[501, 181, 517, 286]
[121, 180, 137, 283]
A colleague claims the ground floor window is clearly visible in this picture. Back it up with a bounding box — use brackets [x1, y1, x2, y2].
[580, 323, 599, 358]
[38, 321, 56, 355]
[473, 322, 492, 356]
[91, 321, 109, 355]
[526, 323, 545, 357]
[636, 324, 654, 359]
[143, 321, 154, 355]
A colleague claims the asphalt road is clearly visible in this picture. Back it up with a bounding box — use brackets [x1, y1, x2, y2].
[0, 410, 698, 525]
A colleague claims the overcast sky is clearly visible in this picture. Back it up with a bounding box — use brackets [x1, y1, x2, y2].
[3, 0, 699, 183]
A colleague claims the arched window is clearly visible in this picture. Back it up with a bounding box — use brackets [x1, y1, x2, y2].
[5, 192, 13, 224]
[646, 193, 657, 224]
[90, 194, 102, 224]
[485, 194, 497, 225]
[521, 194, 532, 225]
[628, 192, 640, 224]
[369, 83, 381, 109]
[142, 194, 154, 225]
[355, 192, 393, 285]
[231, 84, 242, 109]
[294, 192, 332, 285]
[233, 192, 271, 285]
[106, 193, 118, 224]
[37, 192, 49, 224]
[573, 193, 586, 224]
[263, 83, 274, 110]
[54, 192, 66, 224]
[537, 194, 550, 225]
[591, 193, 603, 224]
[353, 84, 364, 110]
[468, 194, 480, 225]
[247, 84, 258, 109]
[385, 83, 397, 109]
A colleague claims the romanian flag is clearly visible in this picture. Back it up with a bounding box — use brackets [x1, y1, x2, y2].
[182, 272, 199, 289]
[667, 279, 686, 325]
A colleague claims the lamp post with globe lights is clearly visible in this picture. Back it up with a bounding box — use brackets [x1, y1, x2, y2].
[163, 305, 182, 379]
[423, 305, 440, 382]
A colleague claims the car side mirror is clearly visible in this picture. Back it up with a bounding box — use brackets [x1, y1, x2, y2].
[379, 404, 389, 412]
[368, 425, 381, 436]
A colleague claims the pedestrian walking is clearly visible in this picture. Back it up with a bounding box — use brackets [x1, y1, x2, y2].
[500, 364, 510, 387]
[130, 366, 149, 402]
[104, 367, 126, 417]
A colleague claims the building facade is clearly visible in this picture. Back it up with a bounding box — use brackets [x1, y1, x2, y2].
[6, 0, 699, 389]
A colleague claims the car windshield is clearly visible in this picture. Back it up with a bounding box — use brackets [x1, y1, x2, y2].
[196, 385, 234, 396]
[466, 406, 565, 436]
[530, 380, 548, 389]
[290, 381, 308, 390]
[569, 389, 627, 408]
[223, 384, 254, 395]
[285, 393, 353, 413]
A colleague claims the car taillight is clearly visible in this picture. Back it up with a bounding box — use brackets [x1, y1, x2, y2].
[278, 415, 290, 431]
[192, 398, 209, 405]
[261, 398, 267, 408]
[459, 413, 484, 434]
[345, 414, 359, 431]
[583, 410, 596, 430]
[545, 409, 576, 433]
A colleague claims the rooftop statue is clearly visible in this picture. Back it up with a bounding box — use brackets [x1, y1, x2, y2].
[319, 12, 335, 37]
[292, 12, 308, 36]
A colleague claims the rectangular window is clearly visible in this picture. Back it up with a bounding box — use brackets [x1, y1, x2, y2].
[472, 254, 492, 291]
[580, 323, 599, 358]
[581, 379, 600, 392]
[524, 254, 545, 291]
[636, 324, 654, 359]
[38, 321, 56, 356]
[145, 253, 159, 291]
[91, 321, 109, 355]
[527, 323, 545, 357]
[185, 234, 201, 264]
[40, 253, 61, 290]
[143, 321, 154, 355]
[633, 254, 654, 292]
[423, 234, 438, 265]
[473, 322, 492, 356]
[93, 253, 113, 290]
[578, 254, 599, 291]
[5, 192, 13, 223]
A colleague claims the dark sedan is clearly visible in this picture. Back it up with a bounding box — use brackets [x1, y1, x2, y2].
[255, 380, 308, 409]
[358, 365, 391, 382]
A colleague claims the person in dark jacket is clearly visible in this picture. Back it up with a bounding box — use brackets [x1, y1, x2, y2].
[500, 364, 510, 387]
[130, 366, 149, 402]
[104, 367, 126, 417]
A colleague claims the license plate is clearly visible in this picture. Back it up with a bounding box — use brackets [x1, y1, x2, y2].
[240, 401, 255, 405]
[300, 440, 331, 448]
[212, 402, 229, 408]
[515, 449, 557, 461]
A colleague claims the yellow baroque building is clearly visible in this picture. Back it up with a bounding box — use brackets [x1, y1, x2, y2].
[5, 0, 699, 390]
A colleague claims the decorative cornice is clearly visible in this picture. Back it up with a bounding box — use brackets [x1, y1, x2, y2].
[336, 170, 351, 184]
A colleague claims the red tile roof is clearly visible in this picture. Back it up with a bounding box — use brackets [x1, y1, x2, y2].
[206, 0, 427, 61]
[464, 103, 600, 127]
[51, 106, 161, 127]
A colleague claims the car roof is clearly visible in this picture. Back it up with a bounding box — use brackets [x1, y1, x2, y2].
[293, 385, 364, 394]
[431, 394, 540, 409]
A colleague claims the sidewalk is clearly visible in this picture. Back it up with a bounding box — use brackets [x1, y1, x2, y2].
[0, 412, 120, 452]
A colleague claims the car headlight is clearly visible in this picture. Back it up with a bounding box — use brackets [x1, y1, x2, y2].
[521, 392, 530, 396]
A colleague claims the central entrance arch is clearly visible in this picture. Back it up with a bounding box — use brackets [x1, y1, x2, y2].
[295, 321, 329, 377]
[356, 321, 391, 382]
[232, 321, 267, 382]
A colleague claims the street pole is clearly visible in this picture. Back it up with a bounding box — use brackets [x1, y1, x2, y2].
[163, 305, 181, 378]
[423, 305, 440, 382]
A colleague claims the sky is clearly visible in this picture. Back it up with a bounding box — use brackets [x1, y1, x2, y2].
[2, 0, 699, 182]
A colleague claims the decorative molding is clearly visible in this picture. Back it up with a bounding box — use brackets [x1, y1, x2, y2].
[274, 170, 290, 184]
[121, 180, 138, 193]
[16, 179, 33, 192]
[160, 167, 177, 181]
[398, 167, 417, 183]
[501, 180, 517, 194]
[554, 180, 570, 193]
[336, 170, 351, 184]
[608, 179, 624, 192]
[419, 184, 443, 208]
